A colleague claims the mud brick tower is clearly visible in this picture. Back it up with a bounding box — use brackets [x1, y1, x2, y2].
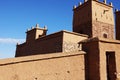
[73, 0, 115, 39]
[115, 10, 120, 40]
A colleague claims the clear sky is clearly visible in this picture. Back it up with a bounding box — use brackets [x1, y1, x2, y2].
[0, 0, 120, 59]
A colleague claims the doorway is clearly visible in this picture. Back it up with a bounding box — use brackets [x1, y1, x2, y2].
[106, 51, 117, 80]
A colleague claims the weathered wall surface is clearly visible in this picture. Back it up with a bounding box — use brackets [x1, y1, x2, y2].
[92, 1, 114, 25]
[82, 39, 100, 80]
[81, 38, 120, 80]
[16, 31, 63, 57]
[73, 0, 92, 36]
[16, 31, 87, 57]
[92, 1, 114, 39]
[73, 0, 114, 39]
[63, 31, 88, 52]
[116, 11, 120, 40]
[92, 21, 114, 39]
[0, 52, 85, 80]
[99, 39, 120, 80]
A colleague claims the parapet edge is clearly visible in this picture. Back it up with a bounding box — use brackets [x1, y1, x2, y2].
[0, 51, 86, 66]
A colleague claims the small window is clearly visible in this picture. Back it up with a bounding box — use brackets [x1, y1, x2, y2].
[103, 33, 108, 38]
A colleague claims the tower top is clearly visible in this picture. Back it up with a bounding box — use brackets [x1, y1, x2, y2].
[73, 0, 113, 10]
[26, 24, 47, 33]
[26, 24, 48, 42]
[73, 0, 114, 39]
[36, 24, 39, 28]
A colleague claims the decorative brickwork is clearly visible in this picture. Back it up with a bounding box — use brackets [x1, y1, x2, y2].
[93, 21, 114, 39]
[73, 0, 114, 39]
[63, 41, 81, 52]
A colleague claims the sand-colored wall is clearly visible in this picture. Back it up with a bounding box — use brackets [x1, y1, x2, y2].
[73, 1, 92, 34]
[16, 31, 63, 57]
[92, 1, 114, 25]
[82, 40, 100, 80]
[16, 31, 88, 57]
[0, 52, 85, 80]
[73, 0, 115, 39]
[63, 31, 88, 52]
[92, 1, 114, 39]
[63, 31, 88, 43]
[81, 38, 120, 80]
[26, 27, 47, 43]
[99, 40, 120, 80]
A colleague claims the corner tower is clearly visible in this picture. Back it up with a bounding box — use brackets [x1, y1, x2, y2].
[26, 24, 47, 43]
[73, 0, 115, 39]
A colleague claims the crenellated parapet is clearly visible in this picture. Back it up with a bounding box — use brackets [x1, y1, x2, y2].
[73, 0, 113, 10]
[73, 0, 114, 39]
[26, 24, 48, 42]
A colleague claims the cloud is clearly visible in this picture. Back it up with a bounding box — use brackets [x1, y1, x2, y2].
[0, 38, 25, 44]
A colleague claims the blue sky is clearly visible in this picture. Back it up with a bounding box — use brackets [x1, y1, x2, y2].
[0, 0, 120, 59]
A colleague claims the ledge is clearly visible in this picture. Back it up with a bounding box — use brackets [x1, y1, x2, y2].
[0, 51, 86, 66]
[80, 37, 120, 44]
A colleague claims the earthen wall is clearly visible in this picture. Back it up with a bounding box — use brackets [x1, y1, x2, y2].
[0, 52, 85, 80]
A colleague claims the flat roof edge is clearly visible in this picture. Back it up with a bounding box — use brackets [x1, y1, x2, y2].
[80, 37, 120, 44]
[62, 30, 88, 37]
[0, 51, 85, 66]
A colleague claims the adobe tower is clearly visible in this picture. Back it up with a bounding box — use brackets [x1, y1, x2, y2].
[26, 24, 47, 43]
[73, 0, 115, 39]
[115, 10, 120, 40]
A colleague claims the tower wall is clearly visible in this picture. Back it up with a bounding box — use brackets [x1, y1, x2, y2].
[115, 11, 120, 40]
[92, 0, 114, 39]
[73, 1, 92, 37]
[73, 0, 115, 39]
[82, 38, 120, 80]
[26, 24, 47, 43]
[0, 52, 85, 80]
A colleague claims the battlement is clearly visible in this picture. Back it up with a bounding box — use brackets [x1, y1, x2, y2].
[73, 0, 113, 10]
[26, 24, 47, 33]
[26, 24, 48, 42]
[73, 0, 114, 39]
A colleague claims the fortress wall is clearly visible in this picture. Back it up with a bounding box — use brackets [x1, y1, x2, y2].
[63, 31, 88, 52]
[99, 39, 120, 80]
[0, 52, 85, 80]
[16, 31, 63, 57]
[81, 38, 120, 80]
[63, 31, 88, 43]
[16, 31, 88, 57]
[82, 40, 100, 80]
